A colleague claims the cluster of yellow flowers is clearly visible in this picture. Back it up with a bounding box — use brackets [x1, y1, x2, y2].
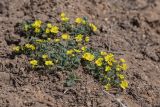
[66, 47, 86, 56]
[81, 50, 128, 90]
[31, 20, 42, 33]
[30, 60, 38, 67]
[45, 60, 54, 66]
[12, 44, 36, 53]
[75, 34, 83, 42]
[12, 12, 128, 91]
[95, 58, 103, 66]
[25, 44, 36, 50]
[61, 34, 70, 40]
[45, 23, 59, 34]
[30, 54, 54, 67]
[82, 52, 95, 61]
[74, 34, 90, 43]
[41, 54, 54, 66]
[60, 13, 69, 22]
[120, 80, 128, 89]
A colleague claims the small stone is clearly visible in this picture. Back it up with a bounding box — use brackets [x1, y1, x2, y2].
[87, 101, 92, 106]
[100, 25, 108, 32]
[104, 18, 108, 22]
[144, 12, 159, 22]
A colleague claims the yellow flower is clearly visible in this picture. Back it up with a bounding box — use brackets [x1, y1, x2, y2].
[105, 66, 111, 72]
[47, 38, 51, 41]
[75, 17, 86, 24]
[45, 28, 50, 34]
[104, 84, 111, 91]
[89, 23, 97, 32]
[72, 54, 75, 57]
[32, 20, 42, 28]
[85, 36, 90, 42]
[47, 23, 52, 28]
[34, 28, 41, 33]
[42, 54, 48, 59]
[60, 13, 69, 22]
[60, 12, 65, 17]
[61, 34, 70, 40]
[74, 49, 81, 53]
[30, 60, 38, 66]
[82, 52, 95, 61]
[120, 58, 126, 63]
[45, 60, 54, 66]
[120, 80, 128, 89]
[104, 53, 115, 66]
[100, 51, 107, 56]
[25, 44, 36, 50]
[75, 34, 83, 42]
[36, 39, 44, 43]
[116, 65, 121, 71]
[12, 46, 20, 52]
[104, 53, 114, 61]
[50, 26, 59, 34]
[66, 49, 74, 55]
[95, 58, 103, 66]
[54, 39, 60, 42]
[81, 46, 87, 51]
[75, 18, 83, 24]
[121, 63, 127, 71]
[117, 74, 125, 79]
[61, 17, 69, 22]
[109, 61, 113, 66]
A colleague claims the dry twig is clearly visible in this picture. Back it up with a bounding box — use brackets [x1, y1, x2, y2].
[102, 90, 128, 107]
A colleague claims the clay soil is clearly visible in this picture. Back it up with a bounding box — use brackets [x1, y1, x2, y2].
[0, 0, 160, 107]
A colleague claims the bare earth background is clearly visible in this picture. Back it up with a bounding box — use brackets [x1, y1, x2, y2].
[0, 0, 160, 107]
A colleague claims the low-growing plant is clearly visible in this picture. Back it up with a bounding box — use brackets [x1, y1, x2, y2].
[65, 73, 80, 87]
[12, 13, 128, 91]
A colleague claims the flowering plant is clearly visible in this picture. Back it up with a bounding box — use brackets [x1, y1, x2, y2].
[13, 13, 128, 90]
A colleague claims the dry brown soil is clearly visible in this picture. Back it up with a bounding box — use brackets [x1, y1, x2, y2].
[0, 0, 160, 107]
